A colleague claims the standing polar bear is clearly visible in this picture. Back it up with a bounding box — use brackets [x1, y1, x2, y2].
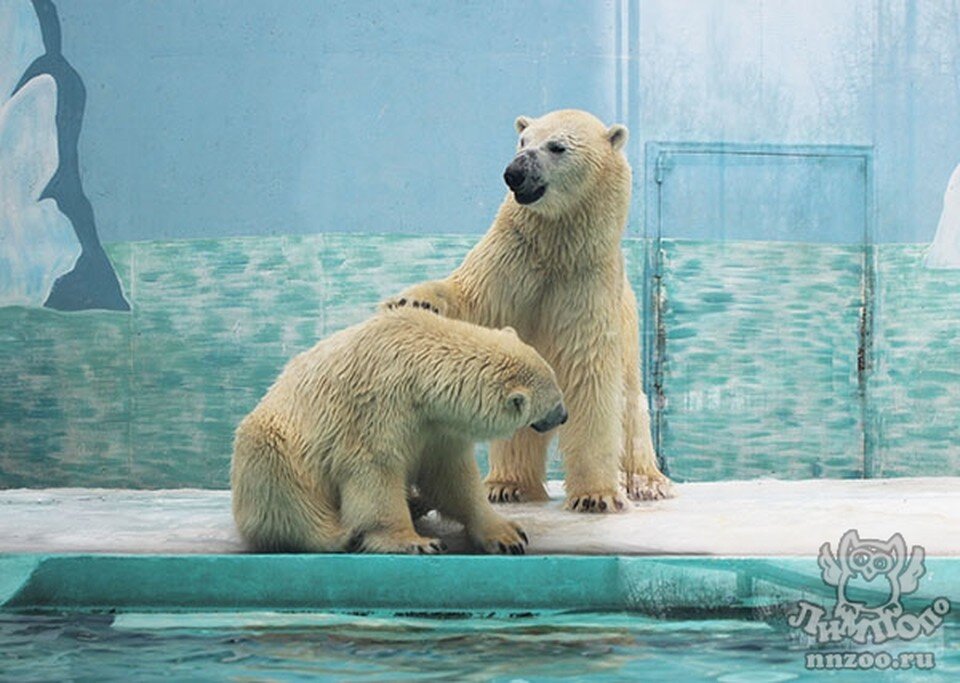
[231, 307, 567, 554]
[384, 109, 672, 511]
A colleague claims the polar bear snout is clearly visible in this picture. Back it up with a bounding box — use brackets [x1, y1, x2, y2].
[531, 402, 568, 433]
[504, 152, 547, 205]
[503, 157, 529, 190]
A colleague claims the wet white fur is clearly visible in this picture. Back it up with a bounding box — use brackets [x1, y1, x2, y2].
[384, 109, 672, 511]
[231, 308, 563, 553]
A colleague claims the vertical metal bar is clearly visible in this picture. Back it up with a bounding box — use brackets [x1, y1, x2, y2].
[651, 153, 668, 475]
[859, 154, 878, 477]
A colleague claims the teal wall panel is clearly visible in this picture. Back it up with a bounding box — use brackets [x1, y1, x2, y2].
[654, 239, 866, 481]
[1, 234, 477, 488]
[871, 245, 960, 477]
[3, 233, 960, 488]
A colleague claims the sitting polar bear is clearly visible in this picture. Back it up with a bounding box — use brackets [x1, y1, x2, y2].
[231, 306, 567, 554]
[384, 109, 673, 512]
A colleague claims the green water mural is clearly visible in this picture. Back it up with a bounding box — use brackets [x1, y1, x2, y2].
[0, 234, 958, 488]
[655, 239, 866, 480]
[0, 234, 478, 488]
[872, 245, 960, 476]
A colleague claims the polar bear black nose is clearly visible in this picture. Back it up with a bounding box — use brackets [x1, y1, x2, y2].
[504, 163, 526, 190]
[530, 402, 568, 433]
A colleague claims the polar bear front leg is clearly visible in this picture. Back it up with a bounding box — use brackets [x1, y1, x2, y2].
[340, 466, 446, 554]
[558, 344, 628, 514]
[619, 282, 673, 500]
[420, 440, 530, 554]
[484, 428, 553, 503]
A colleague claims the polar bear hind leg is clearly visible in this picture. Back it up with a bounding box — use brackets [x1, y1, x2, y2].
[231, 420, 349, 552]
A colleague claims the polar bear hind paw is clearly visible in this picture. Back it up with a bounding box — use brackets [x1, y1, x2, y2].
[360, 531, 447, 555]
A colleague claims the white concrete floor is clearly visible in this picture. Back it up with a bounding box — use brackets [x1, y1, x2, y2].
[1, 478, 958, 556]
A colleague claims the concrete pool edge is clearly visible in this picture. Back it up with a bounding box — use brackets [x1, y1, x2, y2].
[2, 554, 958, 614]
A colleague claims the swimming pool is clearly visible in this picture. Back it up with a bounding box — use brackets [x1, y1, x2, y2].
[3, 605, 956, 680]
[2, 555, 957, 680]
[0, 608, 923, 681]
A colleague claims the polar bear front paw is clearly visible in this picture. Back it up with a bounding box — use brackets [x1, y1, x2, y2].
[624, 472, 674, 501]
[486, 481, 549, 503]
[360, 531, 448, 555]
[382, 297, 442, 316]
[380, 281, 453, 317]
[470, 516, 529, 555]
[565, 491, 627, 513]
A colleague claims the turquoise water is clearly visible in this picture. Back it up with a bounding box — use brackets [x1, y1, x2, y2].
[1, 234, 958, 487]
[2, 609, 956, 681]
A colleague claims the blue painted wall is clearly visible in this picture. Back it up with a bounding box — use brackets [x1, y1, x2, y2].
[54, 0, 620, 242]
[50, 0, 960, 244]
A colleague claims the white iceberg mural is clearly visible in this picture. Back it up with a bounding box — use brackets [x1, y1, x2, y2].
[0, 0, 128, 310]
[0, 1, 78, 307]
[924, 163, 960, 269]
[0, 75, 80, 307]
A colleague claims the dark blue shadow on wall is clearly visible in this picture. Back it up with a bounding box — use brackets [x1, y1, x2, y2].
[13, 0, 130, 312]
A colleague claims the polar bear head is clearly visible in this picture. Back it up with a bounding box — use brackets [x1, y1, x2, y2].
[443, 323, 566, 441]
[495, 326, 567, 435]
[503, 109, 629, 215]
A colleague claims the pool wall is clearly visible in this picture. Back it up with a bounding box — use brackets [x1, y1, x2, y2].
[4, 554, 959, 614]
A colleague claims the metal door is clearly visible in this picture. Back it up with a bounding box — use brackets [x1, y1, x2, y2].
[644, 144, 873, 480]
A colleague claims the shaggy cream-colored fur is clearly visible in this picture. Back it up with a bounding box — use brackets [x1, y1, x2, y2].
[383, 109, 673, 511]
[231, 307, 565, 554]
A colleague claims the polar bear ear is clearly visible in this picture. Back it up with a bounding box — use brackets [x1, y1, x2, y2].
[507, 388, 530, 415]
[607, 124, 628, 151]
[515, 116, 532, 133]
[501, 326, 518, 337]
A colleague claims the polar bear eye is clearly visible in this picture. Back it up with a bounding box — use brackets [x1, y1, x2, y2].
[547, 141, 566, 154]
[519, 136, 527, 149]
